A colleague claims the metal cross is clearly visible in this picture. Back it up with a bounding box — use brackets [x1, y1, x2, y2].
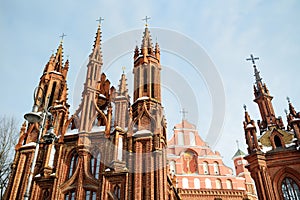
[59, 33, 67, 41]
[122, 66, 126, 74]
[142, 16, 151, 26]
[96, 17, 104, 25]
[287, 96, 290, 103]
[180, 108, 188, 120]
[246, 54, 259, 65]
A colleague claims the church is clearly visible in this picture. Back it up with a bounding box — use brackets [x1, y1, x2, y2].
[3, 18, 299, 200]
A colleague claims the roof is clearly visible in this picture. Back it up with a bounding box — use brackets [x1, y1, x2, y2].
[232, 149, 246, 159]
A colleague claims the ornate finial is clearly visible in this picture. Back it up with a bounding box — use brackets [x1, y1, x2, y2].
[246, 54, 259, 65]
[66, 55, 70, 60]
[142, 16, 151, 27]
[180, 108, 188, 120]
[284, 109, 288, 115]
[51, 49, 54, 55]
[236, 140, 240, 150]
[59, 33, 67, 43]
[247, 54, 262, 85]
[122, 66, 126, 74]
[243, 104, 247, 111]
[96, 17, 104, 26]
[287, 96, 290, 103]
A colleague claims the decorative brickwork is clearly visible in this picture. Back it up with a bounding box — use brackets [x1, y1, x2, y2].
[243, 60, 300, 200]
[168, 120, 257, 200]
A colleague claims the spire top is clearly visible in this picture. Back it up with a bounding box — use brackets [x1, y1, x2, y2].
[118, 69, 129, 97]
[142, 16, 151, 27]
[96, 17, 104, 27]
[122, 66, 126, 74]
[287, 96, 290, 103]
[243, 104, 247, 112]
[59, 33, 67, 43]
[246, 54, 263, 85]
[246, 54, 259, 65]
[91, 19, 103, 62]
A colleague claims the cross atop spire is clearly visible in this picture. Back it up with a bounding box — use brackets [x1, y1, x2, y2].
[96, 17, 104, 26]
[142, 16, 151, 27]
[59, 33, 67, 43]
[246, 54, 259, 65]
[122, 66, 126, 74]
[180, 108, 188, 120]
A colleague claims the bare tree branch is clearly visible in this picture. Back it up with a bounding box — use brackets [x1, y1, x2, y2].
[0, 116, 18, 200]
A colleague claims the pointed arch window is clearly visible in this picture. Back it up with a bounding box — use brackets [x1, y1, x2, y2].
[68, 152, 78, 178]
[143, 66, 147, 92]
[48, 82, 57, 107]
[114, 185, 121, 200]
[281, 177, 300, 199]
[151, 65, 155, 98]
[85, 190, 97, 200]
[274, 135, 283, 148]
[90, 153, 101, 179]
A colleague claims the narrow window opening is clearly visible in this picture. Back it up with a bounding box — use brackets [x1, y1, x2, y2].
[274, 135, 283, 148]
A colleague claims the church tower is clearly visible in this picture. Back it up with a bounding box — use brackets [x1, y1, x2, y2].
[232, 145, 257, 200]
[243, 55, 300, 200]
[4, 19, 180, 200]
[4, 39, 70, 200]
[127, 22, 168, 200]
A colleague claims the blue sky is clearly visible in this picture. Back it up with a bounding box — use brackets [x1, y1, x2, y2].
[1, 0, 300, 168]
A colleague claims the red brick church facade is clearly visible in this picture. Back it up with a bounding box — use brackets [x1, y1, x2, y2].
[4, 19, 299, 200]
[4, 23, 180, 200]
[243, 57, 300, 199]
[167, 120, 257, 200]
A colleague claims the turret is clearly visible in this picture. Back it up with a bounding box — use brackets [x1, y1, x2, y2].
[286, 97, 300, 146]
[243, 105, 260, 153]
[246, 54, 284, 133]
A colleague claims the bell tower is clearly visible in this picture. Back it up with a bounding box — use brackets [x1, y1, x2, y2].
[246, 54, 284, 132]
[4, 39, 70, 200]
[127, 19, 168, 200]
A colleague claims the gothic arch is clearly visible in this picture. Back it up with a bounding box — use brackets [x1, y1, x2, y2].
[60, 149, 80, 193]
[273, 167, 300, 199]
[270, 130, 285, 149]
[129, 102, 157, 132]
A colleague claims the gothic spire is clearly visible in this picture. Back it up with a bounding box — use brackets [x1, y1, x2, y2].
[117, 68, 129, 98]
[287, 97, 297, 117]
[243, 105, 252, 125]
[54, 42, 64, 72]
[141, 25, 154, 55]
[253, 65, 263, 86]
[90, 19, 103, 63]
